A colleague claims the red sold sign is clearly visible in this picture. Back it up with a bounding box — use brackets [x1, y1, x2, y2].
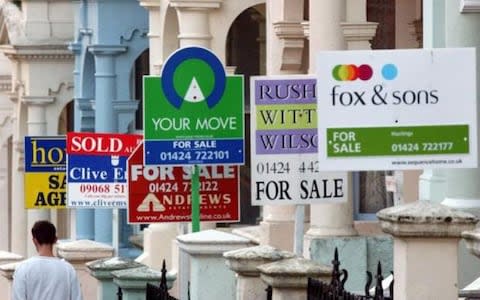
[127, 143, 240, 223]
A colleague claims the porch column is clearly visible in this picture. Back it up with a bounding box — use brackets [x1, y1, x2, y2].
[22, 96, 54, 257]
[439, 0, 480, 288]
[88, 45, 126, 245]
[305, 0, 357, 254]
[261, 0, 306, 252]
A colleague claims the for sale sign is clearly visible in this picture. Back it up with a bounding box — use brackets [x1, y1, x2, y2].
[316, 48, 477, 170]
[127, 143, 240, 223]
[24, 136, 66, 208]
[143, 46, 244, 166]
[66, 132, 142, 208]
[251, 76, 348, 205]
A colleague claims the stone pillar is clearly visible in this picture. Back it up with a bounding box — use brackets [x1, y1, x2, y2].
[87, 256, 144, 300]
[258, 257, 332, 300]
[0, 252, 24, 299]
[22, 96, 54, 257]
[112, 266, 173, 300]
[88, 45, 126, 245]
[0, 261, 22, 300]
[177, 230, 252, 300]
[56, 239, 114, 300]
[377, 201, 478, 300]
[224, 245, 295, 300]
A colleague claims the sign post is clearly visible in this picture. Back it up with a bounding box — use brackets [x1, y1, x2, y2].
[143, 46, 245, 232]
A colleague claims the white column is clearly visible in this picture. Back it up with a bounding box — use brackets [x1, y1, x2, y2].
[137, 0, 221, 282]
[22, 96, 54, 257]
[138, 0, 162, 75]
[304, 0, 357, 254]
[260, 0, 306, 252]
[0, 143, 9, 251]
[10, 137, 26, 256]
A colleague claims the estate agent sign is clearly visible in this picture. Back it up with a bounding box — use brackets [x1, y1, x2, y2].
[127, 143, 240, 223]
[251, 76, 347, 205]
[316, 48, 477, 171]
[24, 136, 66, 208]
[66, 132, 142, 208]
[143, 46, 244, 166]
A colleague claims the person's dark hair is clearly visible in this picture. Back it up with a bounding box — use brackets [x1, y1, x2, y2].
[31, 220, 57, 245]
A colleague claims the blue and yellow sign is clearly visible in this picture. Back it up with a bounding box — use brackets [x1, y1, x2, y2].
[24, 136, 66, 208]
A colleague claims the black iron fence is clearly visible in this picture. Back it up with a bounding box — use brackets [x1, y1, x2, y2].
[306, 248, 393, 300]
[145, 260, 179, 300]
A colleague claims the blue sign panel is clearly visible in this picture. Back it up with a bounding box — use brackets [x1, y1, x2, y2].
[25, 136, 66, 173]
[144, 139, 244, 165]
[67, 155, 127, 183]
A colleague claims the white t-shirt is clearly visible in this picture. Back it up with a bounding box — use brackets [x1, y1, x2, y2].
[12, 256, 83, 300]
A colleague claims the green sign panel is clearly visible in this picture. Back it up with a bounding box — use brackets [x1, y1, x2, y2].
[143, 47, 244, 165]
[327, 124, 469, 157]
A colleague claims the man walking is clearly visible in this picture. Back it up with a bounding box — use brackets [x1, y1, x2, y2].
[12, 220, 83, 300]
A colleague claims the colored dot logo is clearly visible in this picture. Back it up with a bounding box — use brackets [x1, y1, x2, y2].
[381, 64, 398, 80]
[332, 64, 373, 81]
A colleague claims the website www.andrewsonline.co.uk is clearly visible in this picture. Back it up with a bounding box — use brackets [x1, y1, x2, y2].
[391, 158, 463, 167]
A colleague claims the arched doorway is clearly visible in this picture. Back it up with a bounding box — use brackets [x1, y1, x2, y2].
[225, 5, 265, 225]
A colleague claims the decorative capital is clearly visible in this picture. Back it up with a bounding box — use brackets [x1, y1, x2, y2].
[460, 0, 480, 13]
[21, 96, 55, 106]
[273, 21, 306, 71]
[76, 98, 94, 111]
[340, 22, 378, 42]
[68, 42, 82, 55]
[88, 45, 127, 56]
[170, 0, 223, 9]
[302, 21, 310, 40]
[138, 0, 161, 9]
[113, 100, 139, 113]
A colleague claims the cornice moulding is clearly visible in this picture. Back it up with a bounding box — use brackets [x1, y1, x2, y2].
[460, 0, 480, 13]
[0, 44, 73, 61]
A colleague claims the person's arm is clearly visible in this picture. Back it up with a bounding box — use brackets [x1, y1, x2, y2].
[12, 266, 27, 300]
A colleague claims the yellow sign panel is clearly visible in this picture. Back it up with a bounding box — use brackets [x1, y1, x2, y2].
[24, 173, 66, 208]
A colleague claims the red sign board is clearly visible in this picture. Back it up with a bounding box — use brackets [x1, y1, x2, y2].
[127, 143, 240, 223]
[67, 132, 143, 156]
